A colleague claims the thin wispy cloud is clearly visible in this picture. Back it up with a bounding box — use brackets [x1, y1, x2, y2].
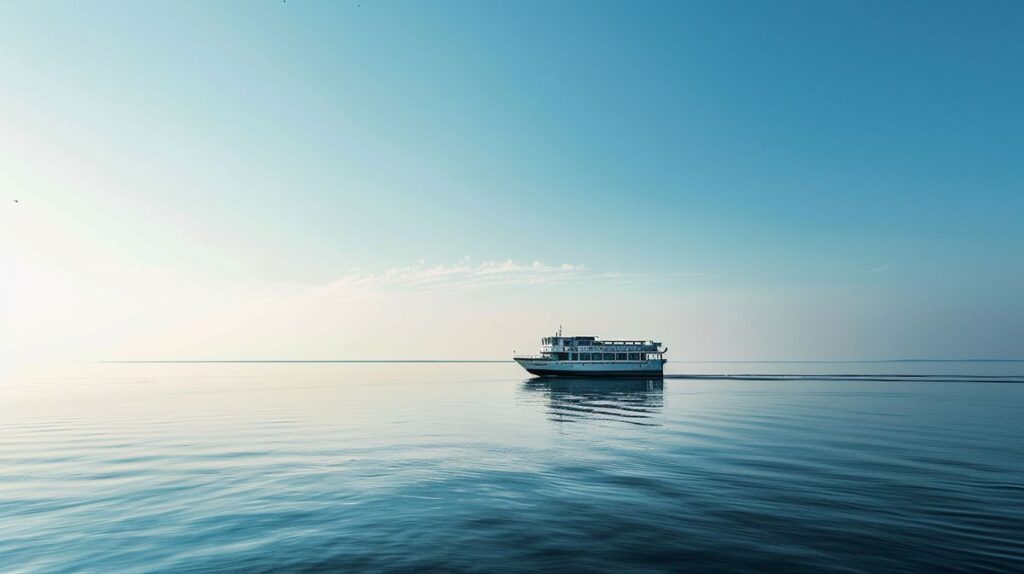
[315, 259, 703, 295]
[837, 259, 899, 274]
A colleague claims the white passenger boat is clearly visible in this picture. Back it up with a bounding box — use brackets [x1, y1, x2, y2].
[514, 329, 667, 377]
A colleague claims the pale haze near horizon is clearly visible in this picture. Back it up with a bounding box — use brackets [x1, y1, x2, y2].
[2, 1, 1022, 363]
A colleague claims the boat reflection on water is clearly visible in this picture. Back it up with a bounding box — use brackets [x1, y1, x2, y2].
[521, 377, 664, 426]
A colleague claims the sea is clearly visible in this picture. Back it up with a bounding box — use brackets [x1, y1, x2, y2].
[2, 360, 1023, 573]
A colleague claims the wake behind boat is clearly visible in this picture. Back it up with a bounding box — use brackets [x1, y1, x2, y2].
[514, 329, 667, 377]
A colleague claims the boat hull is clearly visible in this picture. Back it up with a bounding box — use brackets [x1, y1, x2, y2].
[514, 358, 664, 378]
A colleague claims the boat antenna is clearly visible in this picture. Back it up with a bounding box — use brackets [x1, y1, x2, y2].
[558, 324, 562, 337]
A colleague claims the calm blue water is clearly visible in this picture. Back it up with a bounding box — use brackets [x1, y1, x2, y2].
[2, 361, 1023, 573]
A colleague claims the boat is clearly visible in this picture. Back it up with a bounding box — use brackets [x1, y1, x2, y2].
[513, 328, 667, 377]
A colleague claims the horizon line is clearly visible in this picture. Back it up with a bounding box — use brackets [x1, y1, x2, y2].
[88, 358, 1024, 364]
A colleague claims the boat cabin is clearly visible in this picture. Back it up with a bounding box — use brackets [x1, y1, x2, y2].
[538, 335, 664, 362]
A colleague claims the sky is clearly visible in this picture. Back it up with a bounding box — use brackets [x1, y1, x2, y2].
[1, 0, 1022, 362]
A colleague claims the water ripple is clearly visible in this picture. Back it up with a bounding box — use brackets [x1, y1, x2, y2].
[1, 363, 1023, 572]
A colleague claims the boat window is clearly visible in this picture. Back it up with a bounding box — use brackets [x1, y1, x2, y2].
[616, 353, 626, 361]
[603, 353, 614, 361]
[628, 353, 640, 360]
[570, 353, 577, 361]
[581, 353, 591, 361]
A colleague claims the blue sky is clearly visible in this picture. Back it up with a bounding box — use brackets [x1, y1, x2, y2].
[1, 1, 1022, 360]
